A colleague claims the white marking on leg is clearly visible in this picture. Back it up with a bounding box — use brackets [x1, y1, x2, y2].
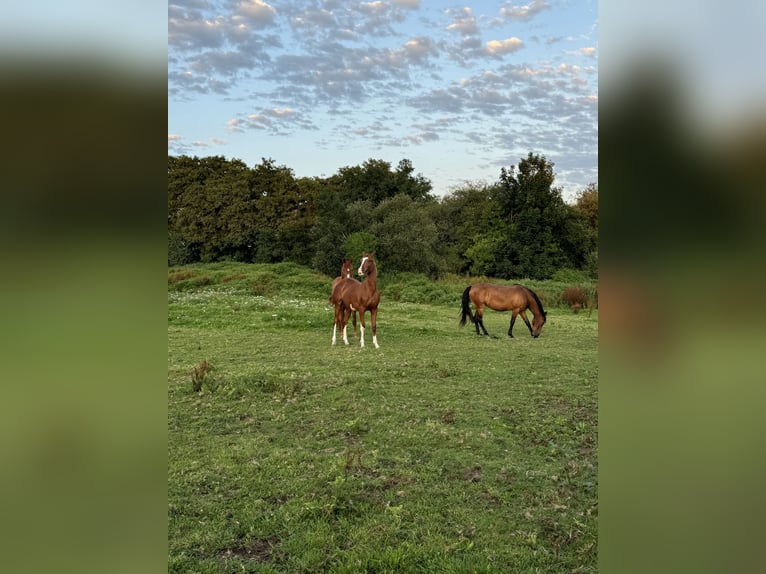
[342, 325, 349, 345]
[332, 323, 337, 345]
[360, 325, 365, 348]
[373, 335, 379, 349]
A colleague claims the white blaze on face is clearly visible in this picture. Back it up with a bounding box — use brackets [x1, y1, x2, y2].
[357, 256, 368, 276]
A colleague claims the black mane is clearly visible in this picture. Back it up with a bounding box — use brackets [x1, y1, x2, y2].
[517, 284, 546, 318]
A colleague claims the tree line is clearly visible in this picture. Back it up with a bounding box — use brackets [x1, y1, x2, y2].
[168, 153, 597, 280]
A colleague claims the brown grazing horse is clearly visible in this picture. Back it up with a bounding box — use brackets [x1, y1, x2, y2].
[331, 252, 380, 348]
[330, 258, 357, 340]
[459, 283, 547, 338]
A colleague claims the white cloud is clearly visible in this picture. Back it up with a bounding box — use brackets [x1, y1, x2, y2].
[361, 1, 386, 13]
[168, 134, 183, 142]
[500, 0, 550, 22]
[447, 7, 478, 35]
[486, 37, 524, 55]
[578, 47, 597, 57]
[235, 0, 276, 25]
[400, 37, 437, 62]
[168, 13, 227, 51]
[392, 0, 420, 7]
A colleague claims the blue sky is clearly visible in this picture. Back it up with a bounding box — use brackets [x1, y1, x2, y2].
[168, 0, 598, 200]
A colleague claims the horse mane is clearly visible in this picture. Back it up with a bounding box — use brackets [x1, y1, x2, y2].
[518, 284, 546, 318]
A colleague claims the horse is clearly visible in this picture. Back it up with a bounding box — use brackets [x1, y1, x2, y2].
[330, 258, 357, 340]
[331, 252, 380, 348]
[459, 283, 547, 338]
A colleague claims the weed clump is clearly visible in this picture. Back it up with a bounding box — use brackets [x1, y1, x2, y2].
[562, 287, 587, 313]
[191, 359, 212, 392]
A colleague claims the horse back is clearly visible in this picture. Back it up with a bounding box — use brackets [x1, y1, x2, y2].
[472, 283, 529, 312]
[332, 277, 360, 304]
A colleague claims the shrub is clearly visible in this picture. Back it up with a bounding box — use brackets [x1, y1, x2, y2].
[562, 287, 587, 313]
[553, 268, 590, 284]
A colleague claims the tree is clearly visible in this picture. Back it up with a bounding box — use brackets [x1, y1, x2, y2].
[311, 158, 434, 275]
[343, 232, 377, 262]
[167, 155, 316, 265]
[332, 158, 434, 206]
[393, 158, 434, 202]
[248, 158, 313, 263]
[433, 182, 504, 275]
[167, 155, 255, 262]
[370, 194, 443, 277]
[574, 183, 598, 231]
[495, 153, 577, 279]
[573, 183, 598, 277]
[311, 181, 348, 275]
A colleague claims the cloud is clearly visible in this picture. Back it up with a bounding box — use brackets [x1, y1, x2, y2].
[168, 7, 227, 51]
[407, 61, 596, 126]
[168, 0, 596, 200]
[499, 0, 550, 22]
[361, 1, 386, 11]
[234, 0, 277, 26]
[392, 0, 420, 8]
[398, 36, 438, 64]
[290, 8, 336, 31]
[228, 107, 315, 134]
[486, 37, 524, 56]
[446, 7, 479, 36]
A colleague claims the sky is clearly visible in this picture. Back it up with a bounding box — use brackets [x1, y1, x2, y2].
[168, 0, 598, 200]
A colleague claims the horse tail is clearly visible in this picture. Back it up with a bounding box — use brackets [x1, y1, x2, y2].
[459, 286, 474, 326]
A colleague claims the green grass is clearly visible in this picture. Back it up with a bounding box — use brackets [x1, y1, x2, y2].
[169, 263, 598, 573]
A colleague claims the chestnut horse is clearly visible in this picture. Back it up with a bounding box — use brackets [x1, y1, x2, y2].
[330, 258, 357, 339]
[331, 252, 380, 348]
[459, 283, 547, 338]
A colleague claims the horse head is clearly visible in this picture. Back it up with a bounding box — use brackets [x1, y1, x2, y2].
[341, 258, 354, 279]
[358, 252, 375, 277]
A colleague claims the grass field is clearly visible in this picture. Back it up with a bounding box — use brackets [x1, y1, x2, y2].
[168, 262, 598, 573]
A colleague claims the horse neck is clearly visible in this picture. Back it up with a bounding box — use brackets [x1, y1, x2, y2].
[525, 288, 543, 318]
[363, 264, 378, 292]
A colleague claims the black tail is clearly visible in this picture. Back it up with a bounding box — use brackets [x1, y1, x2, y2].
[459, 286, 474, 327]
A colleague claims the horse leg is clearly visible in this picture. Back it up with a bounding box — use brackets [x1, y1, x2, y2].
[519, 310, 534, 336]
[475, 305, 490, 336]
[370, 307, 379, 349]
[356, 307, 366, 348]
[341, 304, 352, 345]
[353, 310, 358, 340]
[332, 302, 342, 345]
[508, 311, 517, 337]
